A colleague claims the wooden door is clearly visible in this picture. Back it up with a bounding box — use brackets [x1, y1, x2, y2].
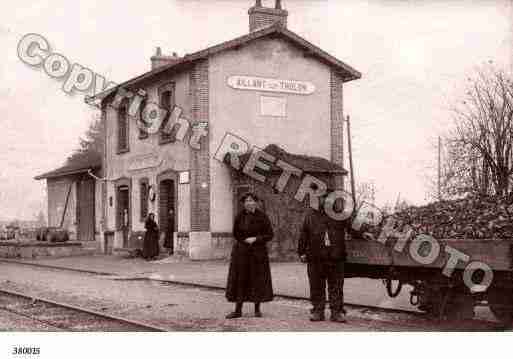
[117, 186, 130, 247]
[159, 179, 175, 254]
[77, 177, 95, 241]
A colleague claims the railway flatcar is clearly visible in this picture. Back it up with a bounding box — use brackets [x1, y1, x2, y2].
[345, 234, 513, 325]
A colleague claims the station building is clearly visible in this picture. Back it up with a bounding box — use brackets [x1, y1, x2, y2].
[39, 0, 361, 260]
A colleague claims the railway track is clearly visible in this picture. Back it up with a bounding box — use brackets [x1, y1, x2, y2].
[156, 280, 505, 330]
[0, 259, 505, 330]
[0, 288, 167, 332]
[0, 259, 422, 317]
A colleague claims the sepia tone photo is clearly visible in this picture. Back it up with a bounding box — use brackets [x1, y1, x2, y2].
[1, 0, 513, 336]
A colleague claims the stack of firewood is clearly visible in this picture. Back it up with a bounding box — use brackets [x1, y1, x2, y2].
[362, 194, 513, 240]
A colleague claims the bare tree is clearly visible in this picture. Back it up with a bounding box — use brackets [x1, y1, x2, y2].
[425, 137, 491, 201]
[427, 65, 513, 200]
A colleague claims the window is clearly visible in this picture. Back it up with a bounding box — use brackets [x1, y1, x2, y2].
[260, 95, 287, 117]
[140, 178, 149, 221]
[117, 101, 129, 153]
[138, 98, 149, 139]
[159, 83, 176, 144]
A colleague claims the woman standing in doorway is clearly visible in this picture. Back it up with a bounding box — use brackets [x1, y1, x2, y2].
[225, 192, 274, 318]
[143, 213, 159, 260]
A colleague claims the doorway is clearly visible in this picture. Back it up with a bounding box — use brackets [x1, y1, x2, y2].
[159, 179, 176, 254]
[117, 185, 130, 248]
[77, 177, 95, 241]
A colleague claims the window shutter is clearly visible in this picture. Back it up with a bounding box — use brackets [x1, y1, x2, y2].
[138, 100, 148, 139]
[116, 187, 122, 229]
[159, 84, 176, 143]
[118, 104, 128, 151]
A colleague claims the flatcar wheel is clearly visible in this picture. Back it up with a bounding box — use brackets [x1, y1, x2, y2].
[488, 287, 513, 326]
[416, 283, 443, 317]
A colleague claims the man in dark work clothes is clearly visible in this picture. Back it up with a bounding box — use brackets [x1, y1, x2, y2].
[165, 209, 175, 254]
[298, 191, 354, 323]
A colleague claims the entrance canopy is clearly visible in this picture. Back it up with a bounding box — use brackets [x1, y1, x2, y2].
[225, 144, 348, 175]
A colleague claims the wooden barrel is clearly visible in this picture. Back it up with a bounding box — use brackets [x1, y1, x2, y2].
[36, 227, 69, 242]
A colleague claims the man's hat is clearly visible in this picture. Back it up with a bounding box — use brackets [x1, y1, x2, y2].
[239, 192, 260, 203]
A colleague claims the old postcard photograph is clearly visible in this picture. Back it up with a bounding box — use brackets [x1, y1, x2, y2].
[0, 0, 512, 356]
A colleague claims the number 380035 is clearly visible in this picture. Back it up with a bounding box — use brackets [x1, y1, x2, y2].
[12, 347, 40, 355]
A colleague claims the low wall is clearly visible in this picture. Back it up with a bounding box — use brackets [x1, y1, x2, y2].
[0, 241, 90, 259]
[174, 232, 190, 257]
[174, 232, 232, 260]
[104, 230, 289, 261]
[211, 232, 233, 259]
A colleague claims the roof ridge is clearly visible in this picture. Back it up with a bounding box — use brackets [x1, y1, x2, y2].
[90, 23, 361, 102]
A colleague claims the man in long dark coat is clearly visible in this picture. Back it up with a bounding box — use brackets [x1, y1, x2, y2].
[143, 213, 159, 260]
[225, 193, 274, 318]
[298, 192, 353, 323]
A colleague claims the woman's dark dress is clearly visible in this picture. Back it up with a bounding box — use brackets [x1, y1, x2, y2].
[226, 209, 274, 303]
[143, 218, 159, 259]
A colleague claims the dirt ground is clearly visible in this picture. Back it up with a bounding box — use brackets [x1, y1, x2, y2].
[0, 263, 501, 331]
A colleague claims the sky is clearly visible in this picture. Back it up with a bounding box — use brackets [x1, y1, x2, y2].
[0, 0, 512, 220]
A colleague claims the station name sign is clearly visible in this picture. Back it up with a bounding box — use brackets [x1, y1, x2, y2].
[227, 75, 315, 95]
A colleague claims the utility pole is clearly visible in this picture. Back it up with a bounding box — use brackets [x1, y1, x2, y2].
[438, 136, 442, 201]
[346, 115, 356, 207]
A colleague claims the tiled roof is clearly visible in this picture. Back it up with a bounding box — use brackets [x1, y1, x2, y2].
[34, 152, 101, 180]
[88, 23, 361, 103]
[227, 144, 348, 174]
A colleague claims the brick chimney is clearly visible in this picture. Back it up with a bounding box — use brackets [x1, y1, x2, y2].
[151, 47, 181, 70]
[248, 0, 288, 32]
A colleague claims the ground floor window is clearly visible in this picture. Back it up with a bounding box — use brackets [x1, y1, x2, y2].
[139, 178, 149, 221]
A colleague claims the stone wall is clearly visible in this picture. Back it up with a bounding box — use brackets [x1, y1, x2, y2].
[174, 232, 232, 260]
[0, 241, 91, 259]
[174, 232, 190, 257]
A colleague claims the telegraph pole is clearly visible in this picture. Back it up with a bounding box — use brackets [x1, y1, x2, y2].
[346, 115, 356, 207]
[438, 136, 442, 201]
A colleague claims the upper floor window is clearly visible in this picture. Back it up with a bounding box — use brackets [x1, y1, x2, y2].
[159, 83, 176, 144]
[138, 99, 149, 140]
[117, 100, 129, 153]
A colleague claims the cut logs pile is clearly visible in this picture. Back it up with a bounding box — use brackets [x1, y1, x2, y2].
[362, 194, 513, 240]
